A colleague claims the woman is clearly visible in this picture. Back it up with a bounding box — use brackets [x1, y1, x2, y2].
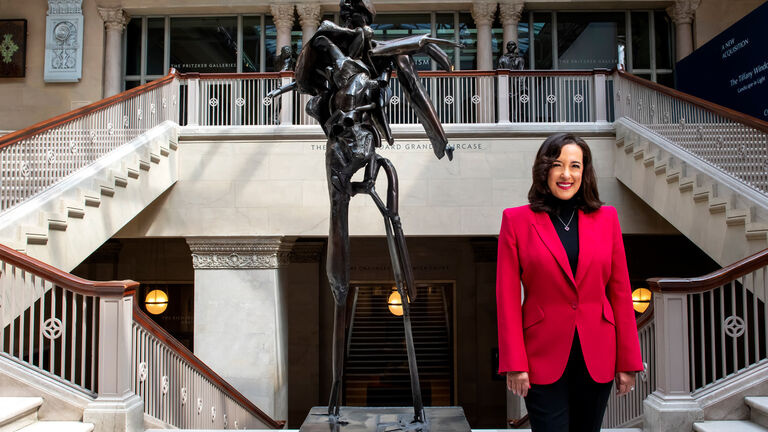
[496, 133, 643, 431]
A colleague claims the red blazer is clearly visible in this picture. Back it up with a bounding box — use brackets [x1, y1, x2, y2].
[496, 205, 643, 385]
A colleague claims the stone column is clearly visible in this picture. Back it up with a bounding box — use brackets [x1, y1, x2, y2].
[297, 3, 322, 46]
[471, 2, 497, 71]
[667, 0, 701, 61]
[98, 8, 130, 97]
[271, 4, 296, 53]
[498, 1, 524, 49]
[187, 237, 295, 421]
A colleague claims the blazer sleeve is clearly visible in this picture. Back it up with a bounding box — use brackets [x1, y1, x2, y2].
[606, 206, 644, 372]
[496, 210, 529, 373]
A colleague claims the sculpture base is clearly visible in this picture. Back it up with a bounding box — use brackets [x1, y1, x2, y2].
[299, 406, 471, 431]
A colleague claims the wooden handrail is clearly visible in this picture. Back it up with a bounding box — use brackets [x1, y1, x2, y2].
[647, 247, 768, 293]
[132, 303, 286, 429]
[0, 70, 180, 150]
[0, 243, 137, 297]
[616, 69, 768, 134]
[635, 301, 655, 329]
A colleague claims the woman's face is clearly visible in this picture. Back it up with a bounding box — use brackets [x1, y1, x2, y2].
[547, 143, 583, 201]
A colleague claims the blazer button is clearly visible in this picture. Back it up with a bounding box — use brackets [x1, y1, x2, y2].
[571, 302, 578, 309]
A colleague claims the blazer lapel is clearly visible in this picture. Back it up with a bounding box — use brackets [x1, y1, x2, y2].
[574, 209, 594, 287]
[532, 211, 576, 287]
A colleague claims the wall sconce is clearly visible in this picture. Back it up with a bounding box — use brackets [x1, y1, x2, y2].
[388, 288, 404, 317]
[631, 288, 652, 313]
[145, 289, 169, 315]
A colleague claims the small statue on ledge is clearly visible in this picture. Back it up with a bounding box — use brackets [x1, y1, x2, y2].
[275, 45, 296, 71]
[497, 40, 525, 70]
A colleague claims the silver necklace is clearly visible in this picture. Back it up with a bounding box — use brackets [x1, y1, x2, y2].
[556, 209, 576, 231]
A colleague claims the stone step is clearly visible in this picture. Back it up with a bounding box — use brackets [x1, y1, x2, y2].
[693, 188, 710, 203]
[726, 209, 748, 226]
[44, 212, 68, 231]
[16, 422, 94, 432]
[679, 177, 695, 192]
[59, 199, 85, 219]
[0, 397, 42, 432]
[693, 420, 768, 432]
[747, 397, 768, 428]
[78, 189, 101, 208]
[709, 198, 728, 214]
[666, 169, 681, 184]
[19, 225, 47, 245]
[746, 224, 768, 241]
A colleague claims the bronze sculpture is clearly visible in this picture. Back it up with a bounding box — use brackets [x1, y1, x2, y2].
[497, 41, 525, 70]
[269, 0, 460, 428]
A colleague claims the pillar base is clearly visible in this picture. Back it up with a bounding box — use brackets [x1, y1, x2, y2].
[643, 392, 703, 432]
[83, 394, 144, 432]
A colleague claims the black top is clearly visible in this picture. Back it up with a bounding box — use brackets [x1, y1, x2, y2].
[547, 198, 579, 277]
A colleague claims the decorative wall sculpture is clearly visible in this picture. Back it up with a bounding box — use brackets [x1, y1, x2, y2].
[0, 20, 27, 78]
[45, 0, 84, 82]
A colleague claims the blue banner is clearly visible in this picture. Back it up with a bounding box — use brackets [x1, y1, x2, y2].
[675, 1, 768, 121]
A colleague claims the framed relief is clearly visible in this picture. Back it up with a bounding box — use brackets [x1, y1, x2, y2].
[0, 20, 27, 78]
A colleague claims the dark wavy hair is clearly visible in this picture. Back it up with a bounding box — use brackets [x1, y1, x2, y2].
[528, 133, 603, 213]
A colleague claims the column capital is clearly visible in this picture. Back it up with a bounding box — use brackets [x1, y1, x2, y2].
[498, 1, 524, 25]
[270, 4, 296, 31]
[47, 0, 82, 15]
[187, 237, 296, 269]
[471, 1, 498, 27]
[297, 3, 322, 28]
[98, 7, 129, 31]
[666, 0, 701, 25]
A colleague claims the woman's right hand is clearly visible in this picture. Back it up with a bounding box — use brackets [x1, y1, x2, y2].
[506, 371, 531, 397]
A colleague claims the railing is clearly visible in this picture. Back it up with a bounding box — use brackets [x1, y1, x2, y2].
[648, 247, 768, 397]
[178, 69, 613, 128]
[613, 69, 768, 195]
[0, 242, 283, 429]
[602, 305, 656, 427]
[0, 72, 180, 213]
[182, 73, 283, 127]
[132, 304, 284, 429]
[0, 242, 136, 395]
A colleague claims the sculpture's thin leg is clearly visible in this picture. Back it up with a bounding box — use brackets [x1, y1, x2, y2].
[326, 159, 352, 420]
[328, 301, 347, 418]
[367, 157, 426, 424]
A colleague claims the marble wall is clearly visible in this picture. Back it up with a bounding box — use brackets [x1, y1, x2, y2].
[116, 134, 678, 239]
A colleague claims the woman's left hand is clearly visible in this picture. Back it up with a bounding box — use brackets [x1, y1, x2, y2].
[615, 371, 636, 396]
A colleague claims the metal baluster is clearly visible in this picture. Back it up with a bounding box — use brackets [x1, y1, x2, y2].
[687, 294, 695, 388]
[752, 271, 760, 366]
[731, 283, 738, 375]
[61, 289, 67, 379]
[699, 293, 706, 386]
[90, 295, 96, 391]
[47, 284, 55, 374]
[742, 275, 749, 370]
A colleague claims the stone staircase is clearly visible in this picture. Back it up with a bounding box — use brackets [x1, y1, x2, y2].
[693, 397, 768, 431]
[0, 122, 178, 273]
[0, 397, 93, 432]
[614, 118, 768, 266]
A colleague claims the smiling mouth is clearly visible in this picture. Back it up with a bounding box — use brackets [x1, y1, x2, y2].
[556, 182, 573, 190]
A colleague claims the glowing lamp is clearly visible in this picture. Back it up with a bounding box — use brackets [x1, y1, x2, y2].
[387, 289, 404, 316]
[631, 288, 652, 314]
[145, 289, 169, 315]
